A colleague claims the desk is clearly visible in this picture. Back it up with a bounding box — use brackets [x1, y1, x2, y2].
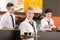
[37, 32, 60, 40]
[0, 30, 21, 40]
[0, 30, 60, 40]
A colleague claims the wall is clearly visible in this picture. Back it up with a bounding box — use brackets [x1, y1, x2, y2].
[43, 0, 60, 16]
[43, 0, 60, 27]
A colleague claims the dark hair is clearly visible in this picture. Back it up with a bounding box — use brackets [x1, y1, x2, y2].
[6, 3, 14, 9]
[26, 7, 33, 13]
[45, 8, 52, 14]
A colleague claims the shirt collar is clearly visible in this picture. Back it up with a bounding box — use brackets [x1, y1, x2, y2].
[25, 18, 34, 22]
[45, 17, 48, 20]
[7, 11, 14, 16]
[45, 17, 52, 21]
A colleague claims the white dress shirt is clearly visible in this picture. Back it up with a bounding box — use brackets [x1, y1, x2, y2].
[0, 12, 15, 29]
[40, 17, 56, 31]
[19, 18, 37, 40]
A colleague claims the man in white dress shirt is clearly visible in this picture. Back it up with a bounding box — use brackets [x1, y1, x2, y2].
[0, 3, 15, 30]
[40, 8, 56, 31]
[19, 7, 37, 40]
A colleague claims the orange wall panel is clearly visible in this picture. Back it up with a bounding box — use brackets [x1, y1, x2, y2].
[52, 16, 60, 28]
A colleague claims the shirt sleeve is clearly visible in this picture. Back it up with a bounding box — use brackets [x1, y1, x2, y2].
[40, 19, 48, 31]
[18, 22, 27, 35]
[0, 15, 7, 29]
[50, 19, 56, 28]
[50, 19, 54, 25]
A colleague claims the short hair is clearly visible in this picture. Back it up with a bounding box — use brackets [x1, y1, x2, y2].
[45, 8, 53, 14]
[26, 7, 33, 13]
[6, 3, 14, 9]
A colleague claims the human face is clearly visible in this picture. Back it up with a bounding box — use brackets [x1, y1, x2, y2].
[26, 10, 34, 20]
[8, 6, 15, 14]
[45, 12, 52, 18]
